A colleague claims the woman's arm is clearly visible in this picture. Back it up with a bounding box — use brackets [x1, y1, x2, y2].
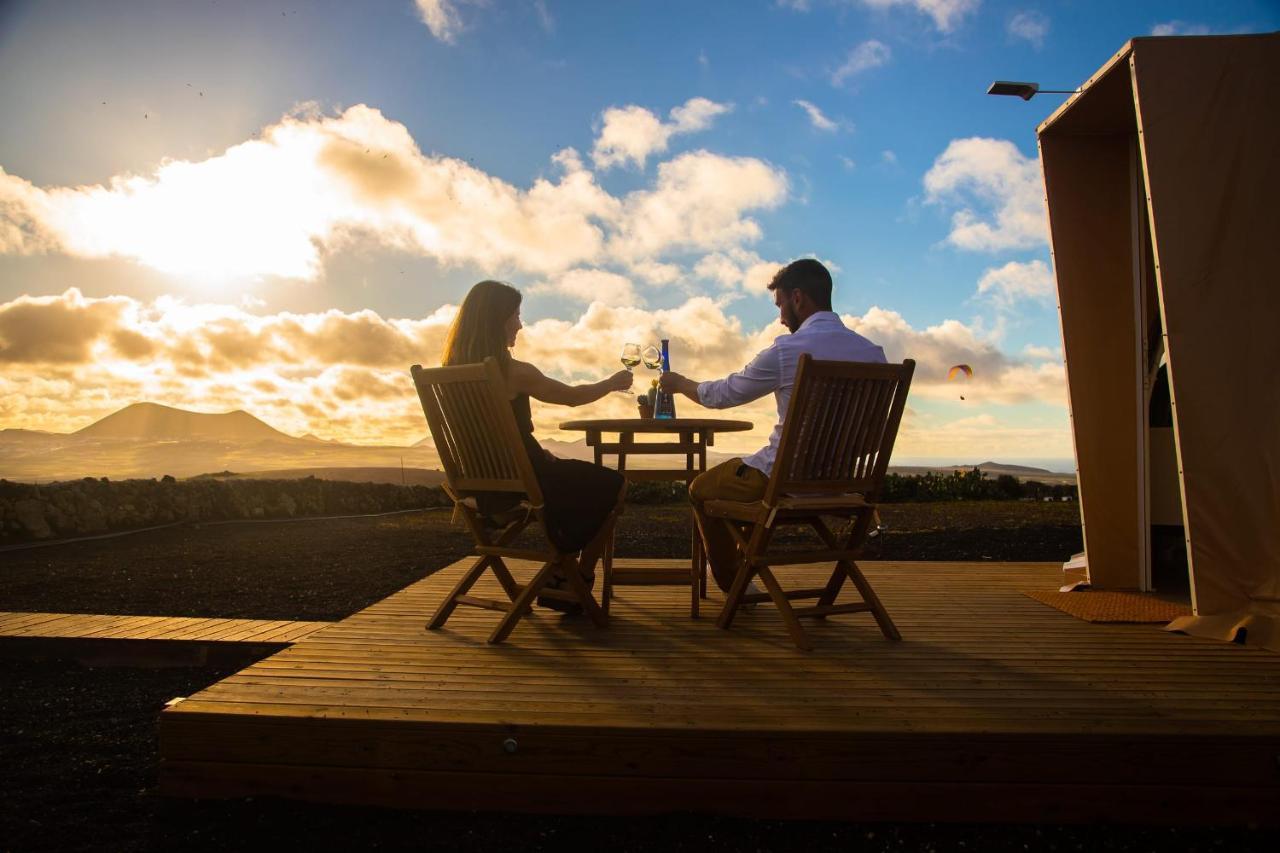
[509, 360, 633, 406]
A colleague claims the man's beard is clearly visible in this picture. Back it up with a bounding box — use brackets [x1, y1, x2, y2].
[781, 304, 800, 333]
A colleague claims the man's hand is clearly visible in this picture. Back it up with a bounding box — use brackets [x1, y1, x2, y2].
[659, 371, 700, 403]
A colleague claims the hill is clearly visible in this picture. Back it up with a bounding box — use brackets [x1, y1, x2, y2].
[74, 402, 299, 442]
[212, 466, 448, 486]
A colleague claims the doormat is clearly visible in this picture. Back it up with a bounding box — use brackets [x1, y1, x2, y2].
[1023, 589, 1191, 623]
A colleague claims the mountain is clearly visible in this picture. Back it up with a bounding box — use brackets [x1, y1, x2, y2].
[74, 402, 300, 443]
[967, 461, 1053, 475]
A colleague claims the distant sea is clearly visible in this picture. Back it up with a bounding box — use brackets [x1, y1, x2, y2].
[893, 457, 1077, 474]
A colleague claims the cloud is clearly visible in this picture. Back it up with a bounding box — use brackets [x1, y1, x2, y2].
[693, 249, 781, 294]
[0, 289, 131, 364]
[591, 97, 733, 170]
[627, 260, 684, 286]
[532, 0, 554, 33]
[793, 100, 841, 132]
[895, 411, 1072, 459]
[1150, 20, 1210, 36]
[976, 259, 1054, 308]
[530, 268, 640, 306]
[607, 150, 788, 261]
[923, 137, 1047, 252]
[1022, 343, 1060, 361]
[831, 40, 892, 86]
[413, 0, 465, 43]
[0, 288, 1065, 449]
[858, 0, 980, 33]
[846, 307, 1058, 403]
[0, 103, 784, 281]
[1007, 10, 1049, 48]
[839, 156, 857, 171]
[880, 149, 898, 166]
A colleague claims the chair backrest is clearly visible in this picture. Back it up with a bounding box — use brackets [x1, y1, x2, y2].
[763, 355, 915, 505]
[410, 357, 544, 505]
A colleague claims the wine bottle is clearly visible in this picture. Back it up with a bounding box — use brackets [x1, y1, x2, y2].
[655, 338, 677, 419]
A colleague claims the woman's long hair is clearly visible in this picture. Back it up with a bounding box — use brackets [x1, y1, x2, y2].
[441, 280, 522, 374]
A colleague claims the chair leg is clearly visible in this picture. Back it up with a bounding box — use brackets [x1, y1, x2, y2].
[716, 522, 771, 630]
[756, 565, 813, 651]
[591, 491, 623, 616]
[561, 555, 609, 628]
[488, 559, 560, 644]
[843, 559, 901, 642]
[428, 555, 493, 630]
[810, 517, 854, 614]
[814, 513, 900, 641]
[716, 559, 755, 630]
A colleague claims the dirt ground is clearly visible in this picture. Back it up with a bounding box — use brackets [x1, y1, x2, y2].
[0, 501, 1082, 618]
[4, 501, 1269, 852]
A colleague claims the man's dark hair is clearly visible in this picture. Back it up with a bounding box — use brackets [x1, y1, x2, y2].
[768, 258, 833, 310]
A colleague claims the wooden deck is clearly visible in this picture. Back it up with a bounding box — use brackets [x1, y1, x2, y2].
[0, 612, 332, 666]
[160, 559, 1280, 824]
[0, 612, 330, 644]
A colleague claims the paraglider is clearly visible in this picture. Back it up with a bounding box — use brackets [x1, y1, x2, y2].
[947, 363, 973, 399]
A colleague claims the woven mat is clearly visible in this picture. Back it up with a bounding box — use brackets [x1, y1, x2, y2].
[1023, 589, 1191, 623]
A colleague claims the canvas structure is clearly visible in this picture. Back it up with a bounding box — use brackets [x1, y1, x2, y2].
[1038, 33, 1280, 650]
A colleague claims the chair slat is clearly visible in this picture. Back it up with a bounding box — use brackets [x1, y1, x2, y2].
[458, 380, 500, 479]
[829, 380, 861, 479]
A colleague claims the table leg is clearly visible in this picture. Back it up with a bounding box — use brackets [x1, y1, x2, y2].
[690, 520, 700, 618]
[603, 526, 614, 615]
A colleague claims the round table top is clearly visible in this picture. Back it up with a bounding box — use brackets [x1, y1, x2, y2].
[558, 417, 753, 433]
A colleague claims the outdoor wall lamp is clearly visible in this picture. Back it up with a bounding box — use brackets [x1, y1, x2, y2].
[986, 81, 1080, 100]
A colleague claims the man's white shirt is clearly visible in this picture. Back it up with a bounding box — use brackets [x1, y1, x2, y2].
[696, 311, 887, 476]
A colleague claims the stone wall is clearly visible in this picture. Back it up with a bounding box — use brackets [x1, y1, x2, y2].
[0, 477, 452, 544]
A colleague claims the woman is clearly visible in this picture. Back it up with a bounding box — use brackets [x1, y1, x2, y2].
[441, 280, 632, 609]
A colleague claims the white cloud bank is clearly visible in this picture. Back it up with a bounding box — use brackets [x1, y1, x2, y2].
[923, 137, 1047, 252]
[0, 288, 1066, 451]
[591, 97, 733, 170]
[0, 102, 782, 284]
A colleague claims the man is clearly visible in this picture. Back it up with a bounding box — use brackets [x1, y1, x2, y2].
[659, 258, 886, 594]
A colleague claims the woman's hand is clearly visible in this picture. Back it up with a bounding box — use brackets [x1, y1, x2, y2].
[606, 369, 634, 393]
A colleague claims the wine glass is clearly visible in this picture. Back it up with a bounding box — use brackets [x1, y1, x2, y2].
[619, 342, 641, 395]
[641, 344, 662, 372]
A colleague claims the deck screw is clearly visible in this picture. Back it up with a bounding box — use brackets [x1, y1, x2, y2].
[503, 737, 518, 754]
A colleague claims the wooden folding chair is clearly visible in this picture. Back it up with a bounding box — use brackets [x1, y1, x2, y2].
[410, 358, 614, 644]
[703, 355, 915, 650]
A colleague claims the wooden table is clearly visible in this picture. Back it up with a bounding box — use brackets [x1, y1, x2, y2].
[558, 418, 753, 617]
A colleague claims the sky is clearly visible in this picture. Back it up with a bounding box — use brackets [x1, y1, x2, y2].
[1, 0, 1275, 469]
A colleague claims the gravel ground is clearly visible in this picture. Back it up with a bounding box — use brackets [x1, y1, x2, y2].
[6, 501, 1266, 852]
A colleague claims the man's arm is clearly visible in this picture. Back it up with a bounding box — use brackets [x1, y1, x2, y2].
[658, 344, 780, 410]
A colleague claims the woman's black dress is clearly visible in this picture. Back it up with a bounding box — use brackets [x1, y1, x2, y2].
[476, 393, 624, 554]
